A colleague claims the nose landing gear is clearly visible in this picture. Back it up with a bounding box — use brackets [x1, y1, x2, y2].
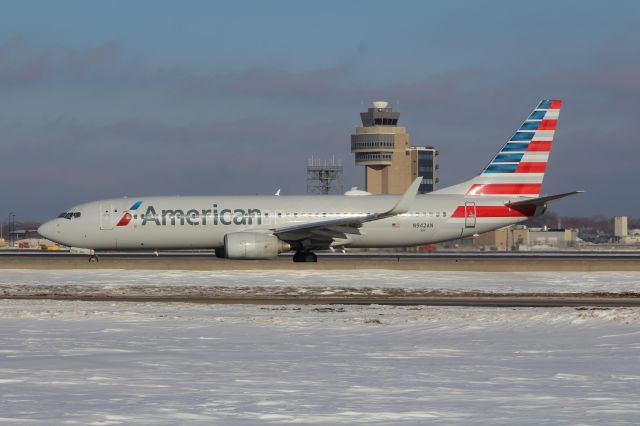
[292, 251, 317, 263]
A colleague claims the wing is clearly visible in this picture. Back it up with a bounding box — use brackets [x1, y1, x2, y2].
[271, 177, 423, 247]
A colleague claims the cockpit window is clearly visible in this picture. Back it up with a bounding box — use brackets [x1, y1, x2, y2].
[58, 212, 81, 220]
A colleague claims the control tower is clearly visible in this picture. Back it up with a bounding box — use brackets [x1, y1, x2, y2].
[351, 101, 437, 194]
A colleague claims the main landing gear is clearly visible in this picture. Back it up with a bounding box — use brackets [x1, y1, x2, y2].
[292, 251, 317, 263]
[88, 249, 99, 262]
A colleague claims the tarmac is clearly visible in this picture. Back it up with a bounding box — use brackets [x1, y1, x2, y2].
[1, 252, 640, 272]
[3, 292, 640, 307]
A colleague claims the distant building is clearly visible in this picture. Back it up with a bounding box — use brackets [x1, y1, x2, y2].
[528, 227, 578, 249]
[408, 146, 438, 194]
[473, 226, 530, 251]
[621, 229, 640, 245]
[612, 216, 640, 245]
[614, 216, 628, 238]
[351, 101, 437, 194]
[473, 225, 578, 251]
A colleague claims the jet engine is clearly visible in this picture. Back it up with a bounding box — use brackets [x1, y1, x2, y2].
[223, 232, 291, 259]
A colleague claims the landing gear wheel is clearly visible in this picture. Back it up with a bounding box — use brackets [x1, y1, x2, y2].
[88, 254, 99, 263]
[293, 251, 317, 263]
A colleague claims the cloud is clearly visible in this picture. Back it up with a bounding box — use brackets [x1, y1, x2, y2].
[67, 41, 121, 69]
[2, 36, 640, 219]
[0, 38, 50, 86]
[0, 114, 356, 217]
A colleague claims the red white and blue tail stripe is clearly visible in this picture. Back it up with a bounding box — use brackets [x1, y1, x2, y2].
[438, 100, 561, 198]
[470, 99, 561, 197]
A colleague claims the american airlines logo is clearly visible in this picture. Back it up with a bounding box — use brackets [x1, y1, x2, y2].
[142, 205, 264, 226]
[117, 202, 264, 227]
[116, 201, 142, 226]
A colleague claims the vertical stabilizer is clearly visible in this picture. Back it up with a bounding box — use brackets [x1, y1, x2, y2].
[436, 100, 562, 197]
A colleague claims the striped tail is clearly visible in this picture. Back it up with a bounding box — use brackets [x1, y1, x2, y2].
[436, 99, 561, 197]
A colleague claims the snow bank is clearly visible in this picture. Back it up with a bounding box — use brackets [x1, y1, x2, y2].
[1, 269, 640, 293]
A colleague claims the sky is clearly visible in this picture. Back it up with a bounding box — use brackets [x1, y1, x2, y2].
[1, 0, 639, 221]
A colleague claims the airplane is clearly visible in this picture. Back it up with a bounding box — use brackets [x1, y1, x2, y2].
[38, 99, 582, 262]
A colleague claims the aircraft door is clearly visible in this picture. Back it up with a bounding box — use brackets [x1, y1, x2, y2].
[464, 202, 476, 228]
[100, 203, 114, 230]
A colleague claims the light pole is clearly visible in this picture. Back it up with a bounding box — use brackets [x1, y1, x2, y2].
[8, 212, 13, 247]
[9, 212, 16, 247]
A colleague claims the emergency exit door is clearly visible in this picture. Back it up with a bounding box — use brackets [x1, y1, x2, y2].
[100, 203, 114, 230]
[464, 202, 476, 228]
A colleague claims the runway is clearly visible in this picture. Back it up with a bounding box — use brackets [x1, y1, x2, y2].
[1, 251, 640, 271]
[3, 293, 640, 307]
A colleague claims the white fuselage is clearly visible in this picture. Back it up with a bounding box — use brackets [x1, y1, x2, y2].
[38, 193, 528, 251]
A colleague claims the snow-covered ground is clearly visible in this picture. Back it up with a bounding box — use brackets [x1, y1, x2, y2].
[1, 300, 639, 425]
[1, 269, 640, 294]
[1, 270, 639, 424]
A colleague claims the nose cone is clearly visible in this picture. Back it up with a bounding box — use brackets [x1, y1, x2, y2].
[38, 220, 56, 241]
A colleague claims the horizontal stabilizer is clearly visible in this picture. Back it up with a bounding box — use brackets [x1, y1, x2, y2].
[505, 191, 584, 208]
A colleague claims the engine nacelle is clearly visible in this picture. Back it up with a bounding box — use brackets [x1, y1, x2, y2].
[224, 232, 291, 260]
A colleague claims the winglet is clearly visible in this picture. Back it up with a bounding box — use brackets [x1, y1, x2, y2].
[386, 177, 422, 215]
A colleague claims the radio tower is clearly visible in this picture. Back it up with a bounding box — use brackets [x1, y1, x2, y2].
[306, 156, 343, 195]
